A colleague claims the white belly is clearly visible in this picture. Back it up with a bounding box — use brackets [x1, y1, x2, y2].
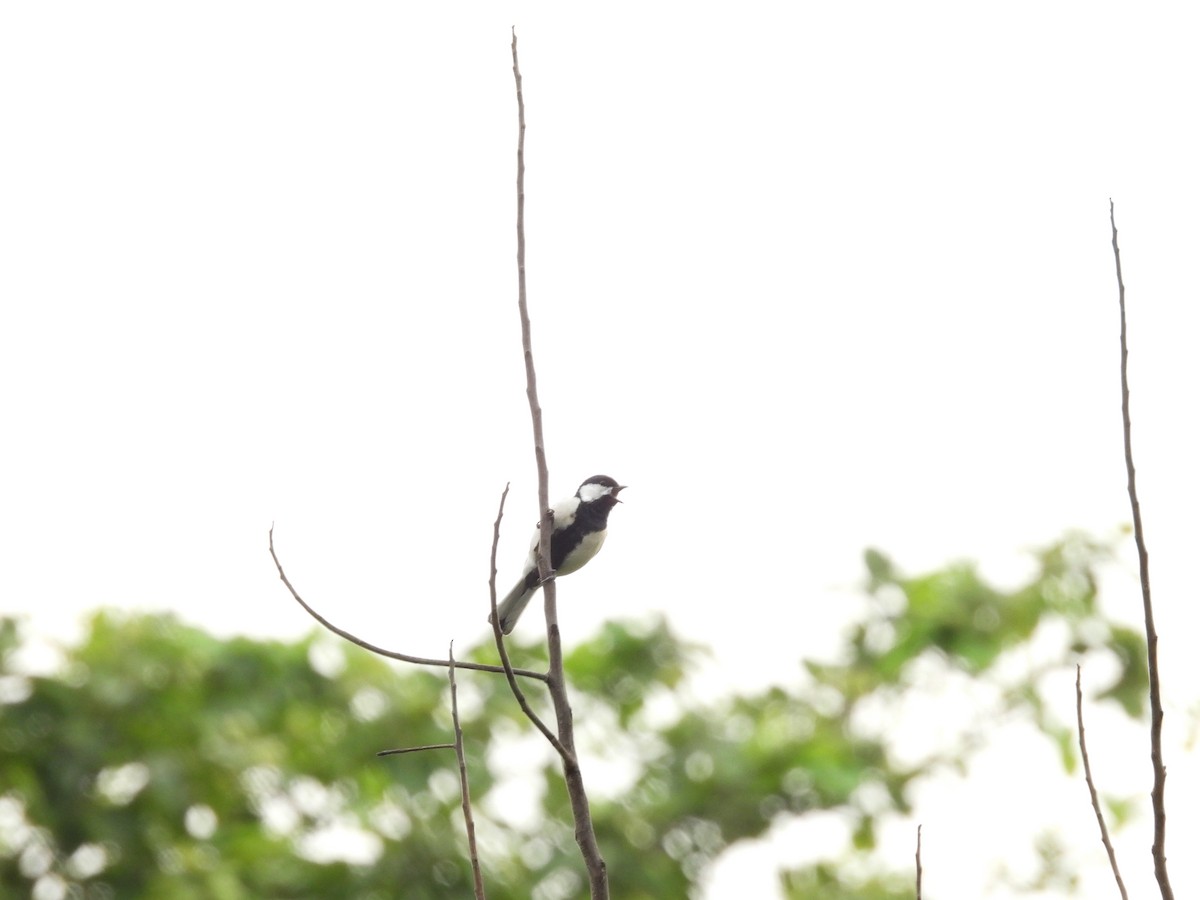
[558, 528, 607, 576]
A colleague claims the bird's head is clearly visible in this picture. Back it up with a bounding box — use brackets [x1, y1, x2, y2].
[577, 475, 626, 506]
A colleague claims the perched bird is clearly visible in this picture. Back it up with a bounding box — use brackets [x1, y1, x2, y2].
[491, 475, 626, 634]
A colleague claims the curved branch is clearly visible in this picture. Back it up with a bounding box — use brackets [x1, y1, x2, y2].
[269, 525, 547, 682]
[488, 485, 571, 757]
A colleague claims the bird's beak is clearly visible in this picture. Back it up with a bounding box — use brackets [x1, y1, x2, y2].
[615, 485, 628, 502]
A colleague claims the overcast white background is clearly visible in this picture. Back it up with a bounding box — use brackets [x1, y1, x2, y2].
[3, 3, 1199, 898]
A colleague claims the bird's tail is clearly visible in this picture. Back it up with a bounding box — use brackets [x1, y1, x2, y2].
[490, 576, 538, 635]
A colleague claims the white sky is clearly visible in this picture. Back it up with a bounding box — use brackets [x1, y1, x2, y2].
[3, 3, 1199, 898]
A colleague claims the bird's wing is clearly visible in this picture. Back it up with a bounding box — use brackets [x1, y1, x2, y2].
[524, 494, 581, 556]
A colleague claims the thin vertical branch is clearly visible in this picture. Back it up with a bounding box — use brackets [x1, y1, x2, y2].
[449, 643, 486, 900]
[510, 29, 609, 899]
[510, 27, 551, 590]
[1076, 665, 1129, 900]
[1110, 200, 1173, 900]
[374, 649, 486, 897]
[915, 825, 923, 900]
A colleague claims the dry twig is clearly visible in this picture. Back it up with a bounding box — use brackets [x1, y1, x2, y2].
[376, 744, 454, 757]
[375, 645, 486, 898]
[488, 485, 569, 756]
[1076, 665, 1129, 900]
[448, 643, 487, 900]
[915, 824, 923, 900]
[507, 28, 609, 898]
[268, 525, 547, 683]
[1110, 200, 1174, 900]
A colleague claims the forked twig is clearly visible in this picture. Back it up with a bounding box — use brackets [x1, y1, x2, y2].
[375, 645, 486, 898]
[1076, 665, 1129, 900]
[449, 643, 487, 900]
[1110, 200, 1174, 900]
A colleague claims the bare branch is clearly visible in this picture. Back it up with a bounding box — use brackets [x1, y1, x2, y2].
[915, 824, 923, 900]
[376, 744, 455, 757]
[376, 646, 486, 895]
[449, 643, 487, 900]
[509, 27, 553, 616]
[1110, 200, 1174, 900]
[510, 29, 609, 898]
[269, 525, 547, 682]
[488, 485, 571, 757]
[1076, 665, 1129, 900]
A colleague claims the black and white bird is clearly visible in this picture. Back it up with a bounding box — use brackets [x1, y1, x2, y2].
[490, 475, 626, 634]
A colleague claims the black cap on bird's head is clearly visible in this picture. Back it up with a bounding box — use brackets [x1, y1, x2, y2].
[577, 475, 627, 505]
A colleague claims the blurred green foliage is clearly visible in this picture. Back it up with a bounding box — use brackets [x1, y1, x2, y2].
[0, 534, 1145, 898]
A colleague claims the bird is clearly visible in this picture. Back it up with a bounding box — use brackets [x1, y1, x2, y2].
[490, 475, 626, 634]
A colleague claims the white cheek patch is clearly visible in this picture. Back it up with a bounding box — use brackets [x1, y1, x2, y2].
[578, 482, 614, 503]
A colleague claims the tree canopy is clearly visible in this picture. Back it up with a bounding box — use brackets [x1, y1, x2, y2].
[0, 533, 1145, 898]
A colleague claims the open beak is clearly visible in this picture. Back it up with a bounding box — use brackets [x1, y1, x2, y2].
[615, 485, 628, 502]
